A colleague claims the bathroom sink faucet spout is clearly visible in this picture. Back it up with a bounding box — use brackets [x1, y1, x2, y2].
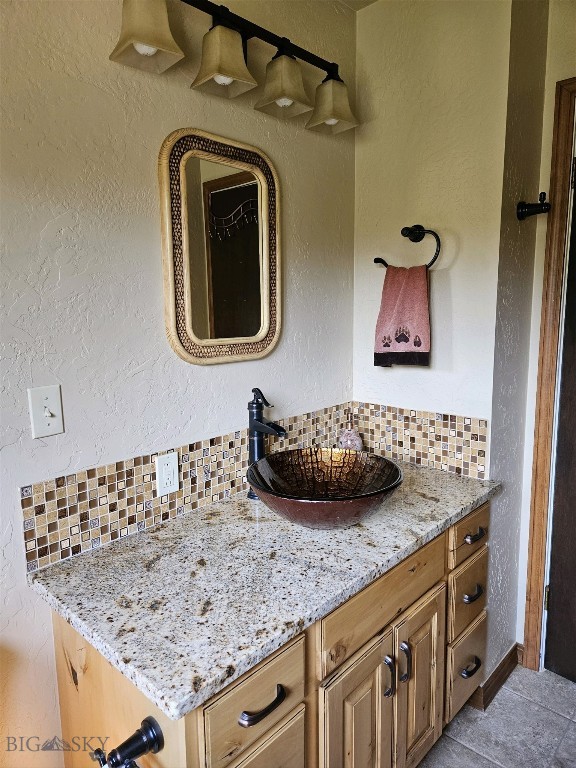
[248, 388, 286, 499]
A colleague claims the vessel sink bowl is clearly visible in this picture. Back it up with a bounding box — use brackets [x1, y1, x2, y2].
[246, 447, 402, 529]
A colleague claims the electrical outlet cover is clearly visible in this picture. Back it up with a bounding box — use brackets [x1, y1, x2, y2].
[155, 453, 179, 496]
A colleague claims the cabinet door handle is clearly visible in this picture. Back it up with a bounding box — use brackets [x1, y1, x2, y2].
[399, 641, 412, 683]
[238, 684, 286, 728]
[464, 527, 486, 545]
[463, 584, 484, 604]
[383, 655, 396, 698]
[460, 656, 482, 679]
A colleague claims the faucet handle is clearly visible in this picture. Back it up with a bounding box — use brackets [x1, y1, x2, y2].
[251, 388, 272, 407]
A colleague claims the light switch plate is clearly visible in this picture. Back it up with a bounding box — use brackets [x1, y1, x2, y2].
[155, 452, 179, 496]
[27, 385, 64, 439]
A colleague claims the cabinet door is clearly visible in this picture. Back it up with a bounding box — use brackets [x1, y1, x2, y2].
[393, 583, 446, 768]
[319, 629, 394, 768]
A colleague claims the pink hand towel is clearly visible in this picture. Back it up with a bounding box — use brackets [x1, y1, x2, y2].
[374, 265, 430, 367]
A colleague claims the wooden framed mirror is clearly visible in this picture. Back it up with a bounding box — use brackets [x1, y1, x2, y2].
[158, 128, 281, 364]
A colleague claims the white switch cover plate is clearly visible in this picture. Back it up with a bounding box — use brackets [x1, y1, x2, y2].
[155, 453, 179, 496]
[27, 385, 64, 439]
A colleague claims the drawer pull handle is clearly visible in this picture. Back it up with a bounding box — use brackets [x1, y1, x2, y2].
[238, 684, 286, 728]
[383, 655, 396, 698]
[399, 642, 412, 683]
[463, 584, 484, 604]
[460, 656, 482, 679]
[464, 527, 486, 545]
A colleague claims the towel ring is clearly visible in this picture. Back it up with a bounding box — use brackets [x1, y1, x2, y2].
[374, 225, 441, 269]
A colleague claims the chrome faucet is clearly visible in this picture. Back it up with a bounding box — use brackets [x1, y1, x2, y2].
[248, 388, 286, 499]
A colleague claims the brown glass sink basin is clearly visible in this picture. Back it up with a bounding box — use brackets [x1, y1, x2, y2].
[246, 447, 402, 529]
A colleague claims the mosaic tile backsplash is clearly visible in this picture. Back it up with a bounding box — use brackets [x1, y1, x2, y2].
[21, 401, 488, 572]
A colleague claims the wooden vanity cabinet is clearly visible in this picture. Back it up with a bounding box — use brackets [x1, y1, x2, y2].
[52, 504, 490, 768]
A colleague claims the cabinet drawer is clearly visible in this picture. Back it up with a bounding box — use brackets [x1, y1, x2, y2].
[226, 705, 305, 768]
[321, 534, 446, 676]
[204, 637, 305, 768]
[446, 610, 487, 723]
[448, 546, 488, 642]
[448, 504, 490, 569]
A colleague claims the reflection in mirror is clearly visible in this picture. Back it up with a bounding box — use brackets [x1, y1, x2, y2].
[184, 159, 261, 340]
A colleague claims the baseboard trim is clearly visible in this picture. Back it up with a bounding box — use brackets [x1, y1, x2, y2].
[468, 643, 519, 711]
[517, 643, 524, 665]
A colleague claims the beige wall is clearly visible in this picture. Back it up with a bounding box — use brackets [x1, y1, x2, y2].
[517, 0, 576, 641]
[0, 2, 355, 763]
[353, 0, 511, 420]
[489, 0, 548, 676]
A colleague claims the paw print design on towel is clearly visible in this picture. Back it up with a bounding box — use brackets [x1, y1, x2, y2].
[395, 326, 410, 343]
[382, 335, 392, 348]
[414, 335, 422, 348]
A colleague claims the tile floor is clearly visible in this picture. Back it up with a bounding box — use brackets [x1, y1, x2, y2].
[421, 666, 576, 768]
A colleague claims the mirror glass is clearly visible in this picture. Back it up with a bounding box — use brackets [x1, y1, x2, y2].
[183, 159, 262, 340]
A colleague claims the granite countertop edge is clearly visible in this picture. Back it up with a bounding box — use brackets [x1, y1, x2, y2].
[28, 465, 500, 720]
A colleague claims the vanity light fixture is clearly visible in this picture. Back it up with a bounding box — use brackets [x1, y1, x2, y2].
[191, 24, 257, 98]
[109, 0, 359, 133]
[306, 76, 359, 134]
[254, 50, 313, 119]
[109, 0, 184, 74]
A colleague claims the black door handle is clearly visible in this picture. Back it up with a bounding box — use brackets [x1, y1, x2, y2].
[399, 641, 412, 683]
[464, 527, 486, 545]
[460, 656, 482, 679]
[383, 655, 396, 698]
[238, 684, 286, 728]
[463, 584, 484, 604]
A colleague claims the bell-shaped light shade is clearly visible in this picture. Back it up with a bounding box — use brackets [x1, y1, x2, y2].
[109, 0, 184, 74]
[306, 78, 359, 134]
[191, 25, 257, 98]
[254, 55, 313, 119]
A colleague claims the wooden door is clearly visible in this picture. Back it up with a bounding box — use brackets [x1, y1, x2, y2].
[393, 583, 446, 768]
[545, 175, 576, 682]
[320, 630, 394, 768]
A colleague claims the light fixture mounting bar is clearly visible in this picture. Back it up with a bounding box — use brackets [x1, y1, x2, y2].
[179, 0, 341, 80]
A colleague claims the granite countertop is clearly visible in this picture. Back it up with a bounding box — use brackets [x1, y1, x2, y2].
[29, 461, 499, 720]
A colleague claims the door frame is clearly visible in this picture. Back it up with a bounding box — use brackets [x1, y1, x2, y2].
[523, 77, 576, 670]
